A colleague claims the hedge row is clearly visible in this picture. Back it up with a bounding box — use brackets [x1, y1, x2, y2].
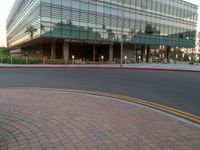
[0, 56, 42, 64]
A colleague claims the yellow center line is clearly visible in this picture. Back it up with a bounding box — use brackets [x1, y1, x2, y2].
[53, 89, 200, 123]
[1, 87, 200, 123]
[61, 89, 200, 120]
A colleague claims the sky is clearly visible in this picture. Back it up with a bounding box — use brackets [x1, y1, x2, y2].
[0, 0, 199, 47]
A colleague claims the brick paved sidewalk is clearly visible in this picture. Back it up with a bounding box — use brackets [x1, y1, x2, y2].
[0, 89, 199, 150]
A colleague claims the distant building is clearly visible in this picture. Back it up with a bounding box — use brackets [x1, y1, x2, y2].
[7, 0, 198, 62]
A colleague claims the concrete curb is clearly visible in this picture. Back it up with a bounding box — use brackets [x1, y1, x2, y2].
[0, 65, 200, 73]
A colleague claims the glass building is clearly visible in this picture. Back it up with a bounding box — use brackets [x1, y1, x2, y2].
[7, 0, 198, 62]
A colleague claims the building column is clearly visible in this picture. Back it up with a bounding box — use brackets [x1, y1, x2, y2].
[141, 45, 145, 62]
[109, 44, 113, 62]
[51, 39, 56, 59]
[63, 41, 69, 60]
[167, 46, 171, 63]
[93, 45, 96, 61]
[146, 45, 150, 63]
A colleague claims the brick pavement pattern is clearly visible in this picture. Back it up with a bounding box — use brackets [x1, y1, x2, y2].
[0, 89, 199, 150]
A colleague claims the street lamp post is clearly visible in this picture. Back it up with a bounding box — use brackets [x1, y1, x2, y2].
[120, 0, 126, 68]
[72, 55, 75, 64]
[101, 56, 104, 64]
[124, 56, 128, 64]
[197, 56, 199, 66]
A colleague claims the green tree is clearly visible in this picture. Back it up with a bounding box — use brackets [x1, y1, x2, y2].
[0, 47, 9, 56]
[107, 29, 115, 41]
[40, 24, 45, 33]
[102, 25, 115, 41]
[25, 25, 37, 39]
[145, 24, 153, 34]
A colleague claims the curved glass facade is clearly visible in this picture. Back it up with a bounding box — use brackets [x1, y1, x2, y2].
[7, 0, 198, 49]
[7, 0, 40, 47]
[40, 0, 198, 48]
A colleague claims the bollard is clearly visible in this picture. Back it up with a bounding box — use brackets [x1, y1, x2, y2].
[124, 56, 127, 64]
[101, 56, 104, 64]
[72, 55, 75, 64]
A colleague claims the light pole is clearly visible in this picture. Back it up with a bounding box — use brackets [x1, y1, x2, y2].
[120, 0, 126, 67]
[72, 55, 75, 64]
[124, 56, 127, 64]
[101, 56, 104, 64]
[191, 48, 194, 62]
[197, 55, 199, 66]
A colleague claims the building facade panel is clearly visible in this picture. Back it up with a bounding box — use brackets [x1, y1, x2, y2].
[7, 0, 198, 59]
[7, 0, 41, 47]
[39, 0, 198, 48]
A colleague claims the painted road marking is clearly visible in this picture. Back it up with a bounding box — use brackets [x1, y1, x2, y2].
[0, 87, 200, 124]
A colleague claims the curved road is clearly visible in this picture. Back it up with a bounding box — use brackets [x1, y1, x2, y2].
[0, 68, 200, 116]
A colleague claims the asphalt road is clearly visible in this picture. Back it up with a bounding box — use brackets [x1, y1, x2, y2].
[0, 68, 200, 116]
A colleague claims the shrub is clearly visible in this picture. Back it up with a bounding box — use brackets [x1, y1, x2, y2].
[0, 56, 42, 64]
[0, 47, 9, 57]
[51, 59, 56, 64]
[183, 55, 189, 62]
[27, 57, 43, 64]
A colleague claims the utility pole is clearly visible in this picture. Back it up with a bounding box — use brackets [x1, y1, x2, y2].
[120, 0, 126, 67]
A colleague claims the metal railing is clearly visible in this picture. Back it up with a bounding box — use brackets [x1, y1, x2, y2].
[0, 56, 199, 65]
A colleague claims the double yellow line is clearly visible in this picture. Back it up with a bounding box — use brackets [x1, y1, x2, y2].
[2, 88, 200, 124]
[53, 89, 200, 124]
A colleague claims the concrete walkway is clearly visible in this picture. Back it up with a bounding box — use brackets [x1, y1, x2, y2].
[0, 62, 200, 72]
[0, 88, 199, 150]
